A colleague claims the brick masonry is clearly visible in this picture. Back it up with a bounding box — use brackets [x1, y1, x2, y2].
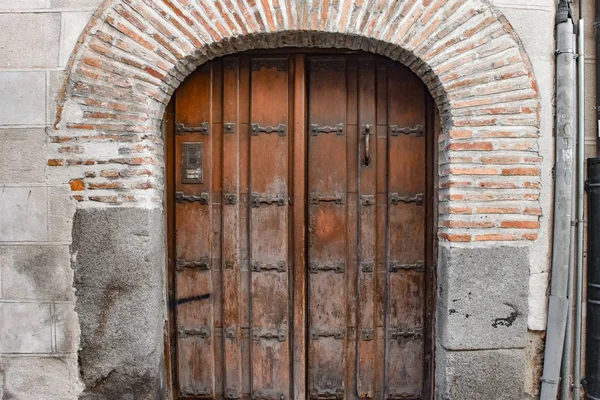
[51, 0, 544, 246]
[0, 0, 574, 398]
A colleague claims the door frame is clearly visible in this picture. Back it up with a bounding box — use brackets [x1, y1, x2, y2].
[164, 49, 438, 400]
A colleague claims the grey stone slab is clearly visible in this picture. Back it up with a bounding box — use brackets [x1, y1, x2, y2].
[0, 72, 46, 125]
[55, 303, 78, 353]
[435, 345, 526, 400]
[0, 187, 48, 242]
[498, 7, 554, 59]
[437, 246, 529, 350]
[47, 70, 66, 126]
[60, 11, 94, 67]
[0, 302, 53, 353]
[1, 355, 82, 399]
[1, 245, 74, 301]
[0, 13, 60, 68]
[48, 186, 77, 242]
[72, 207, 167, 399]
[50, 0, 103, 8]
[0, 0, 48, 9]
[0, 128, 47, 184]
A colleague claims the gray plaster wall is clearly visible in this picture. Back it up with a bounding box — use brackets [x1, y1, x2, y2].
[71, 208, 166, 399]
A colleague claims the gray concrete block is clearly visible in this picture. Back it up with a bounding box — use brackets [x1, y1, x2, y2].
[50, 0, 103, 8]
[55, 303, 78, 353]
[435, 345, 526, 400]
[72, 207, 167, 399]
[0, 72, 46, 125]
[0, 0, 48, 9]
[0, 13, 60, 68]
[49, 186, 77, 242]
[0, 245, 74, 301]
[60, 11, 94, 67]
[437, 246, 529, 350]
[0, 302, 53, 353]
[0, 128, 47, 183]
[497, 7, 554, 59]
[0, 187, 48, 242]
[1, 355, 82, 399]
[47, 70, 66, 126]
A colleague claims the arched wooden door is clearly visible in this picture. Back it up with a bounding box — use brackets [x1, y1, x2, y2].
[165, 51, 435, 400]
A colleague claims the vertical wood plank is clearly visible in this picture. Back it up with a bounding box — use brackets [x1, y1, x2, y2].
[356, 57, 376, 400]
[175, 64, 216, 398]
[385, 63, 427, 398]
[222, 56, 243, 400]
[292, 54, 307, 400]
[249, 57, 291, 400]
[307, 56, 348, 399]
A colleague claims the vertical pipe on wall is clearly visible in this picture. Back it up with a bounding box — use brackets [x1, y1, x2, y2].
[541, 1, 576, 398]
[573, 16, 586, 400]
[586, 0, 600, 397]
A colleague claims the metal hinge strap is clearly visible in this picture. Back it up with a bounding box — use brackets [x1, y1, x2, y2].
[252, 390, 286, 400]
[309, 261, 345, 274]
[310, 193, 345, 205]
[178, 326, 211, 339]
[224, 193, 238, 205]
[251, 123, 287, 136]
[310, 389, 344, 400]
[311, 123, 344, 136]
[176, 258, 210, 271]
[389, 261, 424, 272]
[310, 327, 344, 340]
[389, 125, 424, 137]
[252, 327, 287, 342]
[390, 327, 423, 341]
[251, 261, 287, 273]
[176, 191, 209, 204]
[385, 391, 422, 400]
[390, 193, 424, 205]
[181, 387, 213, 398]
[176, 122, 210, 136]
[252, 193, 288, 207]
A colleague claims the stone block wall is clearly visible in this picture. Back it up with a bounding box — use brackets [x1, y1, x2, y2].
[0, 0, 579, 398]
[0, 1, 103, 399]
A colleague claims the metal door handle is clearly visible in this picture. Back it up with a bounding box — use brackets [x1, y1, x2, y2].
[362, 124, 372, 166]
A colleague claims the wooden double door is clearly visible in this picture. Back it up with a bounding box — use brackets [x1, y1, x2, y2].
[166, 52, 435, 400]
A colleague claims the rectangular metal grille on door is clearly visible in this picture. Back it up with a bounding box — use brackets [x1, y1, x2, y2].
[169, 53, 434, 400]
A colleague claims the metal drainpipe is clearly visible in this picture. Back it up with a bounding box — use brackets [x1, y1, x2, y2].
[573, 11, 586, 400]
[540, 1, 576, 398]
[584, 0, 600, 397]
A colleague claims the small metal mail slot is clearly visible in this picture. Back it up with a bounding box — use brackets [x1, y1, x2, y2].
[309, 388, 344, 400]
[182, 142, 203, 184]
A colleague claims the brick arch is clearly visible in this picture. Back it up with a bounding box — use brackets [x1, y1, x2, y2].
[51, 0, 541, 245]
